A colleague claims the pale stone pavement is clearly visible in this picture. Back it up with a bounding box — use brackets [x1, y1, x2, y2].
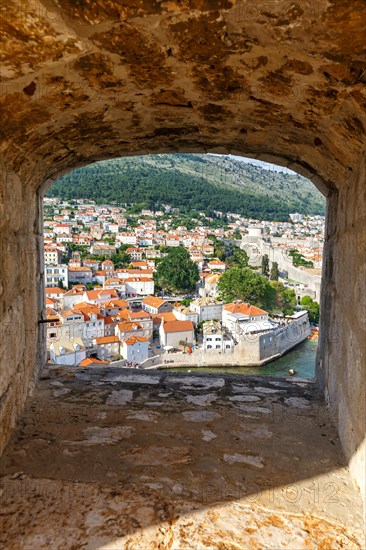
[0, 366, 364, 549]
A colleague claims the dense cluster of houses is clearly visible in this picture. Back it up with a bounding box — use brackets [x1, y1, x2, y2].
[43, 199, 319, 367]
[46, 281, 285, 367]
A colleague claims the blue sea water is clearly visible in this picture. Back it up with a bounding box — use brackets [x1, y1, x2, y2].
[165, 338, 317, 379]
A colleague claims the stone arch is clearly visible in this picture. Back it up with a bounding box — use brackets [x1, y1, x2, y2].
[0, 0, 365, 508]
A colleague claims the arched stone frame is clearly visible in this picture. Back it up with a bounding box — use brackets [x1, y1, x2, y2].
[1, 147, 364, 509]
[0, 0, 365, 510]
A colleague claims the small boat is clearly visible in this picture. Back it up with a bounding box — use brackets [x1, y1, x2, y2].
[288, 369, 296, 376]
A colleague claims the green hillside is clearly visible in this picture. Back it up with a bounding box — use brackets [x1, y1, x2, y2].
[47, 154, 325, 222]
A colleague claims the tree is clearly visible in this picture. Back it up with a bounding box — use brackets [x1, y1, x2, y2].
[217, 268, 276, 310]
[111, 251, 130, 268]
[301, 295, 320, 323]
[289, 249, 314, 268]
[154, 247, 199, 293]
[213, 240, 227, 261]
[300, 295, 313, 306]
[232, 229, 242, 240]
[226, 246, 249, 268]
[271, 282, 297, 315]
[270, 261, 279, 281]
[261, 254, 269, 277]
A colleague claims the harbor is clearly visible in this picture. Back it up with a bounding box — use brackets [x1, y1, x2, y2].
[162, 337, 318, 379]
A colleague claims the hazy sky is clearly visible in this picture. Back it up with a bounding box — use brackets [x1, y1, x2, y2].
[228, 155, 297, 174]
[211, 154, 297, 175]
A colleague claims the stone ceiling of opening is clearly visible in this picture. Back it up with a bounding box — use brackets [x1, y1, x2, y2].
[1, 0, 365, 189]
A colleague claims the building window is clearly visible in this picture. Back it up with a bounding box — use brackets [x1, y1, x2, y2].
[225, 344, 230, 349]
[216, 345, 221, 349]
[207, 345, 212, 349]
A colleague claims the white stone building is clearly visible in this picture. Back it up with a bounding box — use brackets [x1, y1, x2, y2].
[191, 297, 223, 323]
[45, 264, 68, 288]
[203, 320, 234, 353]
[94, 335, 120, 361]
[120, 336, 149, 363]
[50, 337, 86, 366]
[159, 320, 194, 348]
[125, 277, 154, 297]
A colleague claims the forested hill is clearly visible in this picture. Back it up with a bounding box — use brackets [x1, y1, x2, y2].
[47, 154, 325, 222]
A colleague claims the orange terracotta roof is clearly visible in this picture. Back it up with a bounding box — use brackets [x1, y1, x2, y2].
[74, 303, 101, 313]
[46, 307, 60, 319]
[117, 321, 142, 332]
[125, 277, 152, 282]
[151, 312, 177, 324]
[95, 335, 120, 345]
[45, 287, 65, 294]
[64, 288, 84, 296]
[123, 336, 148, 346]
[60, 309, 82, 318]
[126, 269, 153, 275]
[224, 302, 268, 316]
[79, 358, 109, 366]
[99, 289, 118, 296]
[85, 290, 99, 300]
[162, 320, 194, 334]
[103, 316, 116, 325]
[206, 274, 221, 283]
[72, 301, 90, 309]
[107, 299, 129, 309]
[129, 310, 151, 320]
[142, 296, 166, 308]
[208, 259, 225, 265]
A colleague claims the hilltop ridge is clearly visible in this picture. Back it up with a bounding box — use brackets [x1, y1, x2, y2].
[48, 154, 325, 222]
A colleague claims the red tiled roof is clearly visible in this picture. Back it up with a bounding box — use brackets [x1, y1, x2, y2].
[142, 296, 166, 308]
[117, 321, 142, 332]
[123, 336, 148, 346]
[79, 358, 109, 366]
[125, 277, 152, 282]
[162, 320, 194, 334]
[45, 287, 65, 294]
[95, 335, 120, 344]
[224, 302, 268, 316]
[151, 312, 177, 325]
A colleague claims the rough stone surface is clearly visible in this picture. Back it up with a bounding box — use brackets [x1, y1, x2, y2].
[0, 1, 365, 187]
[0, 0, 365, 513]
[0, 367, 365, 549]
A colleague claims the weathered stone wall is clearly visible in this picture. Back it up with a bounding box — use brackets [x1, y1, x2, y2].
[241, 239, 322, 299]
[153, 316, 310, 368]
[0, 0, 365, 509]
[0, 160, 46, 454]
[317, 149, 366, 506]
[260, 314, 311, 360]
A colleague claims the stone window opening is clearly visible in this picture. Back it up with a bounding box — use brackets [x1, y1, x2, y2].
[0, 17, 365, 536]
